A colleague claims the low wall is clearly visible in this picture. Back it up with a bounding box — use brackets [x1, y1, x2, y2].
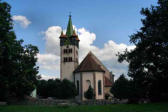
[9, 98, 127, 105]
[12, 99, 76, 105]
[78, 100, 117, 105]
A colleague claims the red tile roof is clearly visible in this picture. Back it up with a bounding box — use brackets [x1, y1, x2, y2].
[76, 37, 80, 41]
[74, 52, 105, 73]
[60, 34, 67, 38]
[104, 76, 113, 87]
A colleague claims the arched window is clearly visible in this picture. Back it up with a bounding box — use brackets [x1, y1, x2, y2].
[63, 49, 66, 54]
[64, 57, 67, 62]
[77, 80, 79, 95]
[98, 80, 102, 95]
[68, 57, 72, 62]
[69, 49, 72, 53]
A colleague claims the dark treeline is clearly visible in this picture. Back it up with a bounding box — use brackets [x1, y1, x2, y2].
[37, 79, 77, 99]
[112, 0, 168, 102]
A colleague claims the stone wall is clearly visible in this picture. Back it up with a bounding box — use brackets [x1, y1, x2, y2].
[8, 98, 127, 105]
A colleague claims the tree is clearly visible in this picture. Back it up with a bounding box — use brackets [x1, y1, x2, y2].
[36, 80, 48, 98]
[37, 79, 77, 99]
[60, 79, 77, 99]
[110, 74, 131, 99]
[84, 85, 94, 99]
[118, 0, 168, 102]
[0, 1, 39, 101]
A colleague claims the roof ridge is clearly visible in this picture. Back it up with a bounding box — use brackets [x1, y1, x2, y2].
[90, 52, 110, 73]
[74, 52, 105, 73]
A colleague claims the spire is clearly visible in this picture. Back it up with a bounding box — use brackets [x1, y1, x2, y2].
[61, 30, 64, 36]
[60, 29, 67, 38]
[66, 14, 73, 37]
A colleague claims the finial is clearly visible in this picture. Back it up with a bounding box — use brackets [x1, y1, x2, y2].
[61, 30, 64, 35]
[69, 12, 72, 18]
[73, 29, 76, 34]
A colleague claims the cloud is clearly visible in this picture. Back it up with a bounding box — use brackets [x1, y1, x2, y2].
[12, 15, 31, 28]
[40, 74, 58, 80]
[43, 26, 62, 55]
[37, 53, 60, 71]
[91, 40, 135, 80]
[38, 26, 135, 80]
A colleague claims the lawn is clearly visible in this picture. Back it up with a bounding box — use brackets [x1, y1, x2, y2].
[0, 103, 168, 112]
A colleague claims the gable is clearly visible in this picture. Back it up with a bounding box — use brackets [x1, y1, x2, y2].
[74, 52, 105, 73]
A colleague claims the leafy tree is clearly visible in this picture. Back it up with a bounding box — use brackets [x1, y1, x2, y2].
[0, 0, 39, 101]
[110, 74, 131, 99]
[118, 0, 168, 102]
[60, 79, 77, 99]
[84, 85, 94, 99]
[36, 80, 48, 98]
[37, 79, 77, 99]
[0, 0, 14, 100]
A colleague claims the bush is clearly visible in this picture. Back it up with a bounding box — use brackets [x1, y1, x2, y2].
[110, 74, 131, 100]
[105, 93, 110, 100]
[37, 79, 77, 99]
[84, 85, 94, 99]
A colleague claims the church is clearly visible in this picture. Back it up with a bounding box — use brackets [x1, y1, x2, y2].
[59, 15, 114, 100]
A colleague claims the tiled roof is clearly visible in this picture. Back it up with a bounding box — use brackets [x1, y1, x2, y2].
[87, 51, 113, 86]
[104, 76, 113, 87]
[76, 37, 80, 41]
[60, 31, 67, 38]
[74, 52, 105, 73]
[60, 34, 67, 38]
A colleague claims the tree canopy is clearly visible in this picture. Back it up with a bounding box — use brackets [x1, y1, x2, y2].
[118, 0, 168, 102]
[0, 1, 39, 101]
[110, 74, 131, 99]
[37, 79, 77, 99]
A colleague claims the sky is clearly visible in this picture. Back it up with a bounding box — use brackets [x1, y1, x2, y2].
[5, 0, 157, 80]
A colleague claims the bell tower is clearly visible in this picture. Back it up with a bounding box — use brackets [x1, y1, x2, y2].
[59, 15, 80, 82]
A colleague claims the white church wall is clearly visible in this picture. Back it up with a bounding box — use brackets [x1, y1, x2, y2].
[95, 72, 104, 99]
[74, 73, 81, 100]
[82, 72, 94, 100]
[60, 45, 78, 82]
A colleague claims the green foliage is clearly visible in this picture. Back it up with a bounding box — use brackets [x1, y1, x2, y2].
[84, 85, 94, 99]
[0, 1, 39, 101]
[110, 74, 131, 99]
[105, 93, 110, 100]
[37, 79, 77, 99]
[118, 0, 168, 102]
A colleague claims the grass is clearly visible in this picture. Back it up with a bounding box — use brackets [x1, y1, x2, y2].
[0, 103, 168, 112]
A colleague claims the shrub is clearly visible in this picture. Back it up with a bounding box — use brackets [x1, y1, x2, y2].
[37, 79, 77, 99]
[84, 86, 94, 99]
[105, 93, 110, 100]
